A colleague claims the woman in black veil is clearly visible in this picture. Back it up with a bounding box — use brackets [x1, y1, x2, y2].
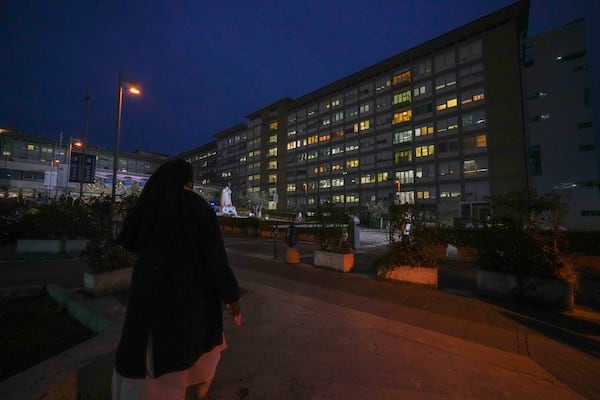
[111, 158, 241, 400]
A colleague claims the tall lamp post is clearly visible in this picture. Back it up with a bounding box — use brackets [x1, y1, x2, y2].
[112, 71, 141, 201]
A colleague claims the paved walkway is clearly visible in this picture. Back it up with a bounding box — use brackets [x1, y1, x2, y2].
[1, 232, 599, 399]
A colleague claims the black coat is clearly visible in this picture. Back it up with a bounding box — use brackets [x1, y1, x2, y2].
[114, 191, 240, 379]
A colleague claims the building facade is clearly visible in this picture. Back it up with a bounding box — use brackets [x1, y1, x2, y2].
[282, 1, 529, 225]
[0, 128, 167, 200]
[523, 19, 599, 229]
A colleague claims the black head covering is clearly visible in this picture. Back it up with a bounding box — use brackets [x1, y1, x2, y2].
[117, 158, 195, 251]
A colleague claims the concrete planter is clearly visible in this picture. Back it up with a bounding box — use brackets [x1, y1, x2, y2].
[17, 239, 63, 254]
[64, 239, 90, 254]
[381, 266, 438, 288]
[314, 250, 354, 273]
[16, 239, 90, 255]
[83, 267, 133, 297]
[476, 269, 574, 311]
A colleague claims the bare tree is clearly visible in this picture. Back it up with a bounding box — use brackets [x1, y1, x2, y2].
[246, 191, 270, 218]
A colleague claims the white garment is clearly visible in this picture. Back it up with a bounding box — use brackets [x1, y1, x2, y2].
[112, 333, 226, 400]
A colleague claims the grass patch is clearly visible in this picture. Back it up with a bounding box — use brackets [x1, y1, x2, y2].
[0, 293, 96, 381]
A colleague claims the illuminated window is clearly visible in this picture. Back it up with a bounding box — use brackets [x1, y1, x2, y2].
[392, 90, 411, 105]
[269, 134, 277, 144]
[416, 145, 434, 158]
[331, 146, 343, 155]
[417, 190, 431, 199]
[268, 174, 277, 183]
[413, 83, 428, 98]
[313, 165, 328, 174]
[392, 109, 412, 124]
[308, 135, 319, 145]
[532, 114, 550, 122]
[414, 124, 434, 137]
[393, 129, 413, 144]
[435, 72, 457, 91]
[334, 112, 344, 122]
[359, 103, 370, 113]
[331, 178, 344, 187]
[360, 174, 375, 184]
[332, 129, 344, 138]
[462, 110, 486, 128]
[27, 144, 35, 151]
[269, 121, 278, 131]
[463, 135, 487, 150]
[376, 77, 391, 91]
[287, 129, 297, 137]
[345, 142, 359, 152]
[331, 163, 343, 171]
[268, 147, 277, 157]
[440, 184, 461, 199]
[346, 194, 359, 203]
[359, 119, 370, 131]
[377, 172, 388, 182]
[396, 170, 414, 184]
[436, 96, 458, 111]
[287, 141, 297, 150]
[268, 160, 277, 170]
[319, 134, 331, 142]
[416, 164, 435, 180]
[463, 158, 489, 175]
[322, 117, 331, 126]
[239, 156, 247, 162]
[461, 87, 485, 105]
[331, 99, 340, 107]
[346, 159, 359, 168]
[394, 150, 412, 164]
[392, 71, 411, 85]
[319, 179, 331, 188]
[437, 117, 459, 134]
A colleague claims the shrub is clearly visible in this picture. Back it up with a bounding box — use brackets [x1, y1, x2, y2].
[476, 190, 578, 288]
[314, 203, 352, 253]
[377, 203, 441, 274]
[83, 240, 136, 273]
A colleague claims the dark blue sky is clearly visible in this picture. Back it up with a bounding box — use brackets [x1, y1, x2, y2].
[1, 0, 597, 156]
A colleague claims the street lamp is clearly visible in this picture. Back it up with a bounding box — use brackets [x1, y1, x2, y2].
[112, 71, 141, 201]
[395, 179, 401, 204]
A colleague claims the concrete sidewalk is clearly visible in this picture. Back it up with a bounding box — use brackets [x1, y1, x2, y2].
[1, 234, 599, 399]
[210, 275, 584, 399]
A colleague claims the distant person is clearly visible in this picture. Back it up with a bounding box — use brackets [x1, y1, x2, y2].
[112, 158, 241, 400]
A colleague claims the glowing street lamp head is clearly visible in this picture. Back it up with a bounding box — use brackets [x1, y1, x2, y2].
[128, 86, 141, 95]
[73, 140, 83, 148]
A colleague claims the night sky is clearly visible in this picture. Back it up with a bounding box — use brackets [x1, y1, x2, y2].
[1, 0, 598, 156]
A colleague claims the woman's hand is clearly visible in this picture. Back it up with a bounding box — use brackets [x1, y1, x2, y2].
[226, 301, 242, 326]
